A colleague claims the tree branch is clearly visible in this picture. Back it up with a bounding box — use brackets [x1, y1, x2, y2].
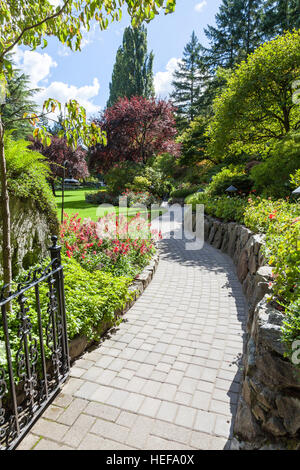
[1, 0, 72, 59]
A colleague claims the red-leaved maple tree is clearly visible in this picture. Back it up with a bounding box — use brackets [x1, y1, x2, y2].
[29, 135, 89, 194]
[89, 96, 180, 172]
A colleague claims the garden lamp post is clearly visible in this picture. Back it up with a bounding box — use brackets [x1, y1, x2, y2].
[225, 185, 238, 195]
[61, 160, 68, 224]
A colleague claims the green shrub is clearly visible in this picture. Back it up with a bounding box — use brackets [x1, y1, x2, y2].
[85, 190, 119, 206]
[282, 298, 300, 362]
[105, 161, 141, 195]
[290, 168, 300, 189]
[176, 115, 209, 167]
[244, 197, 299, 236]
[185, 192, 247, 223]
[151, 153, 179, 180]
[131, 176, 152, 192]
[170, 186, 202, 200]
[206, 166, 253, 196]
[250, 133, 300, 198]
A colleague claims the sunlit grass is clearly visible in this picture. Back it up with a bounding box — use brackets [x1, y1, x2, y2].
[55, 189, 166, 222]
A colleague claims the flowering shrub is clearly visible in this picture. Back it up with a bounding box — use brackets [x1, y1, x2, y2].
[60, 212, 161, 277]
[244, 197, 299, 234]
[121, 189, 160, 208]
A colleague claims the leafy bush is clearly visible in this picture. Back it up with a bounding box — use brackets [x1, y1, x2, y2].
[206, 166, 254, 196]
[170, 185, 202, 200]
[245, 197, 300, 305]
[282, 298, 300, 362]
[131, 176, 152, 192]
[85, 190, 119, 206]
[208, 30, 300, 159]
[3, 133, 58, 230]
[105, 161, 142, 195]
[185, 192, 247, 223]
[244, 197, 299, 235]
[290, 168, 300, 189]
[250, 133, 300, 197]
[151, 153, 179, 180]
[143, 166, 174, 198]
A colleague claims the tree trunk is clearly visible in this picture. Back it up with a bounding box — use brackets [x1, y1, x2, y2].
[0, 113, 12, 288]
[50, 178, 56, 197]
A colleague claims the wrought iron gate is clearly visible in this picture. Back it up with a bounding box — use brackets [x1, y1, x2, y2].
[0, 236, 70, 450]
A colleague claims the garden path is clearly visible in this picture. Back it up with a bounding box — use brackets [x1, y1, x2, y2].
[17, 207, 247, 450]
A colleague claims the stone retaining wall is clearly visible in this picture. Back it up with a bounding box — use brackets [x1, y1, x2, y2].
[199, 214, 300, 449]
[0, 195, 58, 278]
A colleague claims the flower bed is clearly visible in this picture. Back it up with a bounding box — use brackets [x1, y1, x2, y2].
[121, 189, 160, 208]
[60, 212, 161, 277]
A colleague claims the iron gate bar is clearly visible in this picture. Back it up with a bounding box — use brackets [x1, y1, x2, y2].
[0, 236, 70, 450]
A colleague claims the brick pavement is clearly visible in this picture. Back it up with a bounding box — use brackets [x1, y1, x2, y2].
[17, 209, 247, 450]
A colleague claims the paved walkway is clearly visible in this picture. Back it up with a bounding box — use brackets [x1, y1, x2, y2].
[18, 209, 247, 450]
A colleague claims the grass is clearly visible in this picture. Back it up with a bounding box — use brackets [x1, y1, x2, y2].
[55, 189, 166, 222]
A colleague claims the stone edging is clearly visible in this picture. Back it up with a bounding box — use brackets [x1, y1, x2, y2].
[68, 250, 160, 361]
[199, 214, 300, 450]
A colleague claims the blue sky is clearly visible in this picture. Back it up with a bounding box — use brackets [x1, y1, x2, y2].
[14, 0, 222, 117]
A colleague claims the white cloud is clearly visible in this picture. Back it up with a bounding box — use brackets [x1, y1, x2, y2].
[13, 47, 101, 116]
[194, 1, 207, 13]
[154, 58, 182, 97]
[14, 48, 57, 88]
[49, 0, 63, 8]
[35, 78, 101, 115]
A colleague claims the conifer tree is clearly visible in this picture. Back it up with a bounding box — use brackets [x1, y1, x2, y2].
[204, 0, 264, 69]
[2, 67, 38, 140]
[262, 0, 300, 38]
[170, 31, 206, 130]
[107, 25, 154, 108]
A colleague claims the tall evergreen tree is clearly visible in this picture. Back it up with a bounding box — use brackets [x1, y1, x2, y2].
[170, 31, 207, 130]
[204, 0, 264, 70]
[2, 66, 38, 140]
[262, 0, 300, 38]
[107, 25, 154, 108]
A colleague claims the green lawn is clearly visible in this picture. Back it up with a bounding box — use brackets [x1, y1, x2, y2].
[55, 189, 165, 222]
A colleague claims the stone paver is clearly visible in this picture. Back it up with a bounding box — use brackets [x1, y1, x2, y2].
[17, 208, 247, 450]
